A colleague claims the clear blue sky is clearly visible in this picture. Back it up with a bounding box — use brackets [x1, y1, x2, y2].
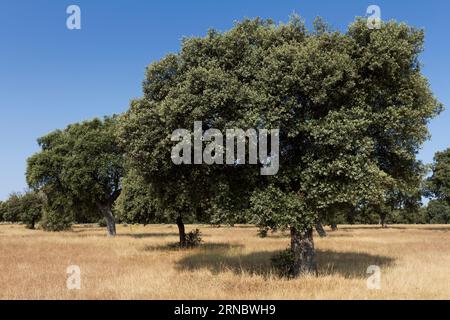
[0, 0, 449, 200]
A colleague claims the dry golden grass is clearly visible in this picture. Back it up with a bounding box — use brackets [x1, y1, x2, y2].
[1, 223, 450, 299]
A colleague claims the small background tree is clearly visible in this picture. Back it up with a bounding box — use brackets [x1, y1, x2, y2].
[19, 191, 45, 229]
[427, 148, 450, 206]
[2, 192, 23, 223]
[27, 116, 124, 236]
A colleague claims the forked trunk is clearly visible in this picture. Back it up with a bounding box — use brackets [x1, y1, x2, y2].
[315, 222, 327, 238]
[97, 202, 116, 237]
[290, 227, 317, 277]
[176, 216, 186, 247]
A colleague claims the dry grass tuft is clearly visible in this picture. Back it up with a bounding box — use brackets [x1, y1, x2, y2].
[1, 223, 450, 299]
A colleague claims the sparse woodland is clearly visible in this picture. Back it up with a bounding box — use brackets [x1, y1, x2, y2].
[1, 16, 448, 280]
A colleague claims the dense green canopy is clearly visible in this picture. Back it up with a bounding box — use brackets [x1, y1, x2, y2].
[0, 191, 45, 229]
[118, 16, 441, 275]
[427, 148, 450, 206]
[0, 192, 23, 223]
[26, 116, 124, 235]
[426, 199, 450, 224]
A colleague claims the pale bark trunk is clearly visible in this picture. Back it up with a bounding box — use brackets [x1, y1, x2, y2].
[315, 222, 327, 238]
[176, 216, 186, 247]
[290, 227, 317, 277]
[97, 202, 116, 237]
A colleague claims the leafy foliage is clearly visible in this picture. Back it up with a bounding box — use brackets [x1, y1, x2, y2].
[426, 200, 450, 224]
[0, 191, 46, 229]
[26, 116, 124, 235]
[118, 16, 440, 276]
[19, 191, 45, 229]
[257, 227, 269, 238]
[427, 148, 450, 205]
[115, 170, 167, 224]
[1, 192, 24, 223]
[40, 207, 74, 231]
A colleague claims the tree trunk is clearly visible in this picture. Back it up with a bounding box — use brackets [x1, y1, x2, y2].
[176, 216, 186, 247]
[290, 227, 317, 277]
[97, 202, 116, 237]
[29, 217, 36, 230]
[347, 207, 355, 225]
[315, 222, 327, 238]
[380, 213, 387, 228]
[331, 223, 338, 231]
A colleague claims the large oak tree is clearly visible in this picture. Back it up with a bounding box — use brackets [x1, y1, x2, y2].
[119, 16, 441, 276]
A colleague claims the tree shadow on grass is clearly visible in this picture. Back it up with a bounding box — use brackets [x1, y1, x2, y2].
[338, 225, 450, 232]
[336, 226, 386, 231]
[70, 229, 180, 238]
[392, 226, 450, 232]
[119, 232, 179, 239]
[176, 248, 394, 279]
[72, 227, 105, 233]
[143, 242, 244, 252]
[316, 250, 394, 278]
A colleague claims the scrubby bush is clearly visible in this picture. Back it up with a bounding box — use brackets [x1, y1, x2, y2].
[98, 217, 107, 227]
[184, 229, 203, 248]
[271, 249, 294, 278]
[257, 227, 269, 238]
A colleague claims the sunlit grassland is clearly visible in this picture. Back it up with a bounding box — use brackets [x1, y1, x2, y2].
[1, 223, 449, 299]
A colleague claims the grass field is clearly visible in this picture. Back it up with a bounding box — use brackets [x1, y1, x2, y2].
[1, 223, 450, 299]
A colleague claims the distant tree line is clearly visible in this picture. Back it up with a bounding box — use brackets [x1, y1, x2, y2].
[3, 185, 450, 228]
